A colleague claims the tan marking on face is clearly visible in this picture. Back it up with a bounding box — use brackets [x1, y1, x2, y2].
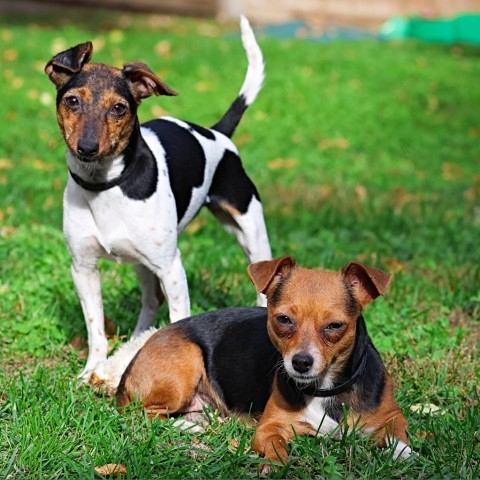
[266, 268, 357, 377]
[56, 63, 137, 159]
[97, 87, 135, 158]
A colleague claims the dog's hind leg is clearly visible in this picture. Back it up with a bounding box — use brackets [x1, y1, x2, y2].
[206, 151, 272, 306]
[132, 265, 164, 337]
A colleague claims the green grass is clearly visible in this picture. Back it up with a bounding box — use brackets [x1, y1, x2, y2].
[1, 8, 479, 479]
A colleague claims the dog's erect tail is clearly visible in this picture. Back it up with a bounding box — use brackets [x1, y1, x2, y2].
[211, 15, 264, 138]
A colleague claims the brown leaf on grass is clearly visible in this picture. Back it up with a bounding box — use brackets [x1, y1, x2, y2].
[1, 29, 13, 42]
[267, 158, 298, 170]
[384, 257, 408, 274]
[235, 133, 253, 147]
[151, 105, 170, 118]
[185, 218, 206, 235]
[155, 40, 171, 57]
[15, 297, 23, 314]
[195, 80, 211, 93]
[1, 225, 18, 238]
[4, 49, 18, 62]
[32, 159, 54, 171]
[355, 185, 367, 201]
[417, 431, 435, 439]
[442, 162, 462, 181]
[0, 159, 13, 170]
[318, 137, 349, 150]
[94, 464, 127, 476]
[464, 176, 480, 201]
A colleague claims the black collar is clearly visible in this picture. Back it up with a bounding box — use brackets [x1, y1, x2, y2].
[69, 156, 138, 192]
[298, 350, 368, 398]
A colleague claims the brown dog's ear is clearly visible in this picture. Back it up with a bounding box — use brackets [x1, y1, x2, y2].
[342, 262, 392, 306]
[45, 42, 93, 89]
[248, 256, 296, 295]
[123, 62, 178, 101]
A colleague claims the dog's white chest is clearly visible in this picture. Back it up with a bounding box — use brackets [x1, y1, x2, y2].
[64, 182, 177, 266]
[302, 397, 339, 436]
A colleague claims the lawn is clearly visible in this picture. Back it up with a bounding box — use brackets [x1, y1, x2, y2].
[0, 8, 479, 479]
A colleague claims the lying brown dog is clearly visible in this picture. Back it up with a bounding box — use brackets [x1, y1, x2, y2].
[116, 257, 411, 471]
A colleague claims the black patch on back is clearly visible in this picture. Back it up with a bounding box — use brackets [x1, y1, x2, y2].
[186, 121, 216, 140]
[142, 119, 206, 223]
[211, 94, 248, 138]
[208, 150, 260, 214]
[180, 307, 279, 414]
[120, 123, 158, 200]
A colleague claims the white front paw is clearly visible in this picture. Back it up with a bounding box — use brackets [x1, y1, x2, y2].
[393, 441, 414, 460]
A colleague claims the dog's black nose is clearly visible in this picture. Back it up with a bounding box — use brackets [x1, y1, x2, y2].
[77, 140, 99, 158]
[292, 353, 314, 373]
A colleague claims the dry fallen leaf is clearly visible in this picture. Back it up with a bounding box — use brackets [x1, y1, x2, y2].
[151, 105, 169, 118]
[267, 158, 298, 170]
[94, 463, 127, 476]
[195, 80, 211, 93]
[318, 137, 349, 150]
[4, 49, 18, 62]
[355, 185, 367, 201]
[155, 40, 171, 57]
[410, 403, 444, 415]
[235, 133, 252, 147]
[185, 218, 206, 235]
[32, 159, 54, 171]
[0, 159, 13, 170]
[442, 162, 462, 181]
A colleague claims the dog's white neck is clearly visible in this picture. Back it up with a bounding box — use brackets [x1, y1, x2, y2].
[67, 150, 126, 185]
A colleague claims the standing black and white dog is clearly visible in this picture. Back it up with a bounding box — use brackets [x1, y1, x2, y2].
[45, 17, 272, 380]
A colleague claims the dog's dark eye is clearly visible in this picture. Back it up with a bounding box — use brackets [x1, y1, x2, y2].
[325, 322, 344, 331]
[64, 96, 80, 110]
[276, 315, 293, 326]
[111, 103, 127, 116]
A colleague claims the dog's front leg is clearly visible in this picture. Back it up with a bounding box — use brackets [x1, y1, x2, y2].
[71, 262, 108, 379]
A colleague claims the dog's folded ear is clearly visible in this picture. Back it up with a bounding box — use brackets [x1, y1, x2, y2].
[45, 42, 93, 89]
[342, 262, 392, 306]
[123, 62, 178, 101]
[248, 256, 296, 296]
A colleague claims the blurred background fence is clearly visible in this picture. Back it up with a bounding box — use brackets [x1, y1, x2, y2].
[1, 0, 480, 26]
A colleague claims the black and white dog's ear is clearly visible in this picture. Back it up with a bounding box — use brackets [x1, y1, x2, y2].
[122, 62, 178, 101]
[45, 41, 93, 89]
